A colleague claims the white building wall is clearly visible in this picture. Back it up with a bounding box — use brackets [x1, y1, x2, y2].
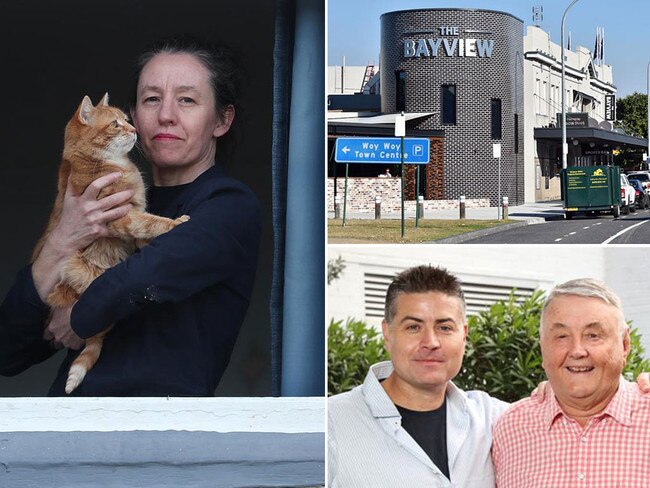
[327, 65, 368, 95]
[523, 26, 617, 202]
[328, 246, 650, 354]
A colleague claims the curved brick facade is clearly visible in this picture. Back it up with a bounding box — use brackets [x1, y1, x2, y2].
[381, 9, 524, 205]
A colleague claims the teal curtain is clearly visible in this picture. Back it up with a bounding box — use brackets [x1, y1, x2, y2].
[271, 0, 324, 396]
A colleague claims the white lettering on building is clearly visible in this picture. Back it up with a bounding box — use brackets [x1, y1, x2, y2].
[403, 26, 494, 59]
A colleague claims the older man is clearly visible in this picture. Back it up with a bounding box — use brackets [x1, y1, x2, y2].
[328, 265, 508, 487]
[492, 278, 650, 487]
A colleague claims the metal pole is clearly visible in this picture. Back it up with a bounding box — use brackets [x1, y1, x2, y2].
[343, 163, 349, 226]
[561, 0, 582, 170]
[415, 165, 420, 227]
[498, 155, 502, 219]
[401, 135, 405, 238]
[647, 60, 649, 167]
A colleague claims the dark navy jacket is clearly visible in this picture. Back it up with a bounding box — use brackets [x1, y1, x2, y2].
[0, 165, 261, 396]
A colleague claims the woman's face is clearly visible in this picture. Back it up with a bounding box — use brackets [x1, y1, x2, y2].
[132, 52, 232, 184]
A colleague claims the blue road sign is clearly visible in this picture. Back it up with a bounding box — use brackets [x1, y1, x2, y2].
[334, 137, 430, 164]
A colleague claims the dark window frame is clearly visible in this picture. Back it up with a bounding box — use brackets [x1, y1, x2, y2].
[491, 98, 502, 140]
[514, 113, 519, 153]
[441, 84, 457, 125]
[395, 70, 406, 112]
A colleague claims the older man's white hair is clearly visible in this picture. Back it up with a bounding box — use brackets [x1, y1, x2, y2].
[540, 278, 628, 338]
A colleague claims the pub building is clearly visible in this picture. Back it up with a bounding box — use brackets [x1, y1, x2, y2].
[327, 8, 648, 211]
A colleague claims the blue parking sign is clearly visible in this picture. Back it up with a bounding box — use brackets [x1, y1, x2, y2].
[334, 137, 430, 164]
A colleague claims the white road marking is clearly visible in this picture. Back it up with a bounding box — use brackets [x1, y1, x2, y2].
[583, 226, 590, 229]
[602, 220, 649, 244]
[569, 232, 577, 235]
[555, 238, 562, 242]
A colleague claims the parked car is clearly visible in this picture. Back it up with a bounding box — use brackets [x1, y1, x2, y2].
[629, 178, 649, 209]
[627, 172, 650, 195]
[620, 174, 636, 214]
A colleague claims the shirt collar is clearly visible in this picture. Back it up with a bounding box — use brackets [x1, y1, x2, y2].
[363, 361, 467, 418]
[544, 377, 632, 429]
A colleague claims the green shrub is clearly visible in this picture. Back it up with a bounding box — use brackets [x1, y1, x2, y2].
[328, 318, 388, 396]
[455, 291, 547, 402]
[455, 290, 650, 402]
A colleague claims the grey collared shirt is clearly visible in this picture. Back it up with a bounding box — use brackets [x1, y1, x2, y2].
[328, 361, 508, 487]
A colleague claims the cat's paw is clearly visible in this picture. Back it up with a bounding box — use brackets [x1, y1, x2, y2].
[175, 215, 190, 224]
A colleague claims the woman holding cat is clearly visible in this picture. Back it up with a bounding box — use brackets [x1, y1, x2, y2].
[0, 35, 261, 396]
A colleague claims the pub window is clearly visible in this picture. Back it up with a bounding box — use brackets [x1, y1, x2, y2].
[441, 84, 456, 125]
[514, 114, 519, 154]
[395, 70, 406, 112]
[491, 98, 502, 140]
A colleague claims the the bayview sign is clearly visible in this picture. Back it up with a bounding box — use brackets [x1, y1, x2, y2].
[404, 26, 494, 58]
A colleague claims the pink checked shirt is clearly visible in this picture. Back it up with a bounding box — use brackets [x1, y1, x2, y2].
[492, 379, 650, 488]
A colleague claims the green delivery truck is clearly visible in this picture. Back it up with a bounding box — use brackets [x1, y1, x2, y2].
[560, 165, 622, 219]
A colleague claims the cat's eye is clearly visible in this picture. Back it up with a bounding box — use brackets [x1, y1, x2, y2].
[111, 120, 120, 128]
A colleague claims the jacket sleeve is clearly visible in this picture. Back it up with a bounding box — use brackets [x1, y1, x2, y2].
[70, 183, 261, 339]
[0, 265, 56, 375]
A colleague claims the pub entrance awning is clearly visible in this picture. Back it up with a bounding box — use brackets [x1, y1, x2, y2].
[534, 127, 648, 149]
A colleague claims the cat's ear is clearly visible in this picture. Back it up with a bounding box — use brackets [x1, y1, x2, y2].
[98, 93, 109, 106]
[77, 96, 94, 125]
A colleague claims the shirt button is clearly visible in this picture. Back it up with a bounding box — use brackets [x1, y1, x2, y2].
[580, 436, 588, 443]
[578, 473, 585, 481]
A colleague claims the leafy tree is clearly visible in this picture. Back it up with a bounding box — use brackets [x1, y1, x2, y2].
[328, 256, 346, 285]
[614, 92, 648, 139]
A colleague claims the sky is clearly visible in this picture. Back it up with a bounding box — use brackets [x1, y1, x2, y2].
[327, 0, 649, 97]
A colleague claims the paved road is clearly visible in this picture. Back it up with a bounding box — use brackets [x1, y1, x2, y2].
[465, 207, 650, 244]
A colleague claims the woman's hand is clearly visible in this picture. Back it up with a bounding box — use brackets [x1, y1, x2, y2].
[32, 172, 134, 301]
[42, 305, 85, 351]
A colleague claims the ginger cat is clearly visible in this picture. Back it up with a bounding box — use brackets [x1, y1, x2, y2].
[33, 94, 189, 394]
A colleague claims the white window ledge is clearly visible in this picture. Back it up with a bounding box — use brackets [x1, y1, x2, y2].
[0, 397, 325, 488]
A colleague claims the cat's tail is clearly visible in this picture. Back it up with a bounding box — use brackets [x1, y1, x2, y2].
[65, 327, 112, 394]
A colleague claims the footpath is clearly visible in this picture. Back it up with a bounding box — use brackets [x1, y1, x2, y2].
[328, 200, 564, 222]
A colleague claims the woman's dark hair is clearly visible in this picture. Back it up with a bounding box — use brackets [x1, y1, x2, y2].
[132, 34, 245, 158]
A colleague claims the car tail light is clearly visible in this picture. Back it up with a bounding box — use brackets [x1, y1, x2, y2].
[621, 188, 626, 199]
[636, 190, 642, 196]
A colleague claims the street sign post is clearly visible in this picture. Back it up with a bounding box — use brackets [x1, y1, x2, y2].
[334, 136, 431, 232]
[395, 114, 406, 238]
[493, 143, 502, 219]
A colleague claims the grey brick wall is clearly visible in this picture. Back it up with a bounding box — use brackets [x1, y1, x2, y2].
[380, 9, 524, 205]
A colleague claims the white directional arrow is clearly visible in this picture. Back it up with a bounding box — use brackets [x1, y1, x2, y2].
[342, 146, 350, 154]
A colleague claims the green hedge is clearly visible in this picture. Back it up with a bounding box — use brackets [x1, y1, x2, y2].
[328, 290, 650, 400]
[328, 318, 388, 396]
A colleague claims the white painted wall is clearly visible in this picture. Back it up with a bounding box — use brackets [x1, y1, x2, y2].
[327, 65, 368, 94]
[328, 245, 650, 354]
